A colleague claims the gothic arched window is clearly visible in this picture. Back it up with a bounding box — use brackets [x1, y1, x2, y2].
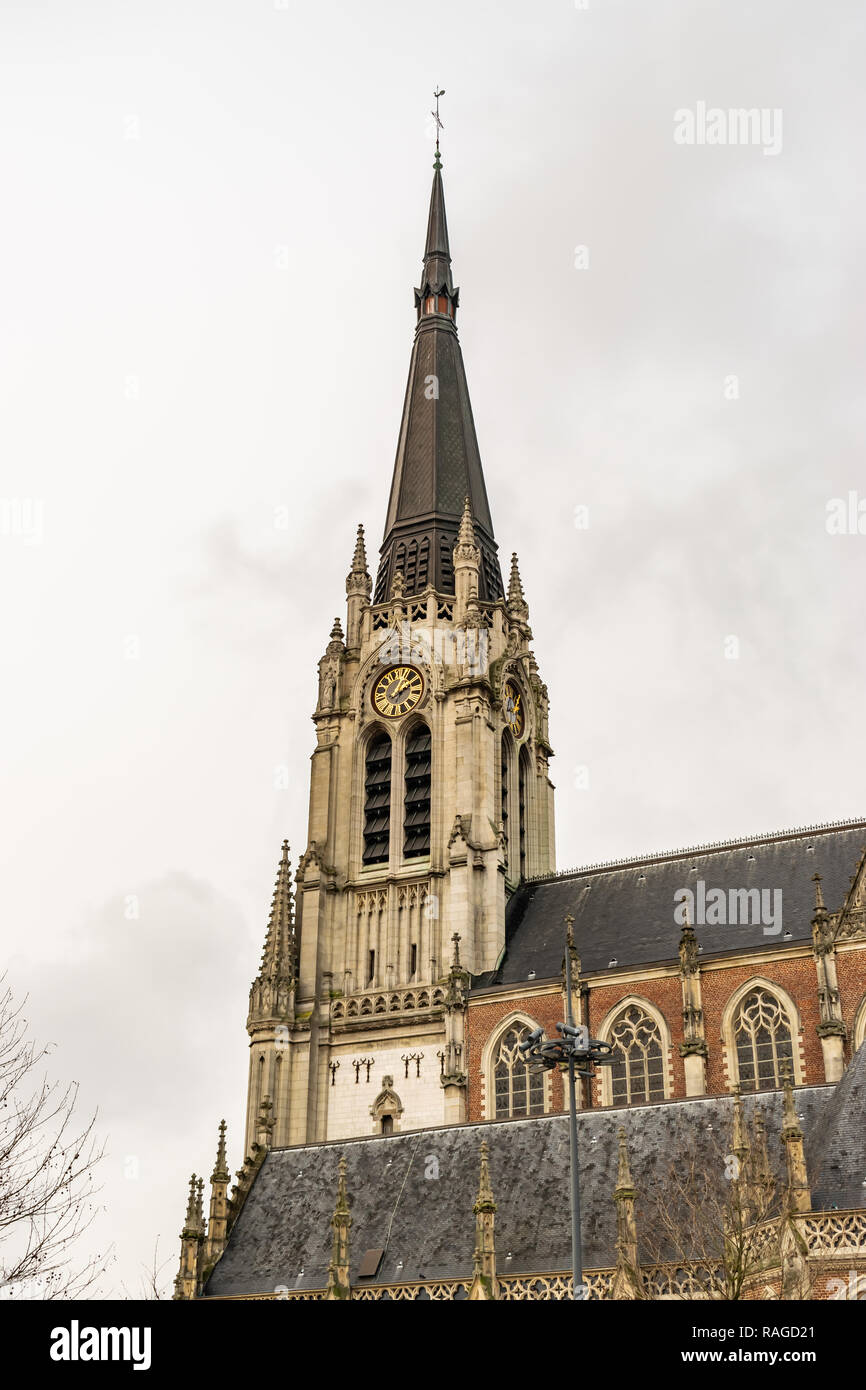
[363, 734, 392, 865]
[733, 987, 794, 1092]
[608, 1005, 666, 1105]
[403, 724, 431, 858]
[493, 1025, 545, 1119]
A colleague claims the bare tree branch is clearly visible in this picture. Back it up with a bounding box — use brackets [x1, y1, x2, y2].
[638, 1106, 785, 1300]
[0, 976, 112, 1298]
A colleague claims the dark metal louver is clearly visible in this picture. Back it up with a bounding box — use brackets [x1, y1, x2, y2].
[501, 734, 510, 869]
[403, 725, 432, 859]
[363, 735, 392, 864]
[518, 751, 528, 881]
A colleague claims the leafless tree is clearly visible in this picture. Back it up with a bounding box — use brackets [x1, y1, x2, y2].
[637, 1107, 786, 1300]
[120, 1238, 172, 1301]
[0, 976, 110, 1298]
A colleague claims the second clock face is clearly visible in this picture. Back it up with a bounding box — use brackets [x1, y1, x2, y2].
[372, 665, 424, 718]
[503, 680, 524, 737]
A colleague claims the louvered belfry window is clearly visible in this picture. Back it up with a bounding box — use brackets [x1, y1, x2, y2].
[518, 751, 528, 880]
[403, 725, 432, 858]
[363, 735, 392, 865]
[501, 734, 510, 867]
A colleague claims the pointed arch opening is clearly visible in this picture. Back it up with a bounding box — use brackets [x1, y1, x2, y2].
[728, 984, 796, 1092]
[518, 746, 531, 880]
[363, 731, 392, 865]
[500, 730, 513, 877]
[484, 1016, 547, 1120]
[598, 998, 671, 1107]
[403, 721, 431, 859]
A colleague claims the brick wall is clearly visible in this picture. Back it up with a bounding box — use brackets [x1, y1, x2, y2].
[466, 990, 564, 1120]
[467, 942, 866, 1121]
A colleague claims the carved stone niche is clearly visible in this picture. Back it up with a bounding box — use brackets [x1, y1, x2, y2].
[370, 1077, 404, 1135]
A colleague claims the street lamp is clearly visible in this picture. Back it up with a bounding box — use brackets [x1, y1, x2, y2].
[519, 915, 614, 1300]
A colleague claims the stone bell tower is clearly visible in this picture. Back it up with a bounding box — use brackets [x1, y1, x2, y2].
[244, 149, 555, 1150]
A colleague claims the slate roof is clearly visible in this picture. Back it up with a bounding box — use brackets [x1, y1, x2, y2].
[484, 820, 866, 987]
[203, 1075, 866, 1297]
[810, 1042, 866, 1210]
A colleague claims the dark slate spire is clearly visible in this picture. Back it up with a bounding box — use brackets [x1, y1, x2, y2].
[374, 161, 503, 605]
[420, 167, 453, 299]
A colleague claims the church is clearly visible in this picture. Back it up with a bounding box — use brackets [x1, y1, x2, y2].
[173, 144, 866, 1301]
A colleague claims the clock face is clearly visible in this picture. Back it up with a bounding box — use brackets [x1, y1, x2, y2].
[372, 665, 424, 718]
[503, 680, 524, 738]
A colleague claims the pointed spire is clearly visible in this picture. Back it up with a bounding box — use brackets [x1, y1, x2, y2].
[811, 871, 832, 954]
[614, 1127, 635, 1196]
[211, 1119, 229, 1184]
[780, 1067, 811, 1213]
[812, 872, 825, 913]
[421, 169, 453, 298]
[183, 1173, 198, 1232]
[205, 1121, 232, 1269]
[257, 840, 295, 987]
[326, 1154, 352, 1300]
[444, 931, 470, 1016]
[469, 1140, 498, 1299]
[351, 522, 368, 573]
[507, 553, 529, 622]
[346, 523, 372, 596]
[453, 497, 481, 620]
[174, 1174, 205, 1300]
[751, 1110, 772, 1193]
[374, 159, 503, 606]
[474, 1140, 496, 1215]
[561, 913, 581, 995]
[781, 1065, 803, 1141]
[731, 1085, 749, 1166]
[611, 1128, 641, 1300]
[678, 905, 699, 974]
[456, 496, 476, 550]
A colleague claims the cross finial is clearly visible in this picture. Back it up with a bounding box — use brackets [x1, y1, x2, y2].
[432, 87, 445, 169]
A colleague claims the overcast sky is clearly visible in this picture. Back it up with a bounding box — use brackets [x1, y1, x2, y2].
[1, 0, 864, 1296]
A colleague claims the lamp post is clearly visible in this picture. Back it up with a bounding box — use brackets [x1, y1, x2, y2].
[519, 916, 614, 1300]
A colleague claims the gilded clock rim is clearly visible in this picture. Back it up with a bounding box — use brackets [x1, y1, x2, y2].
[503, 678, 525, 736]
[370, 663, 425, 718]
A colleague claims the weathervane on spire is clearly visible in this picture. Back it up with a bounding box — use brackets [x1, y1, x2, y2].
[431, 86, 445, 169]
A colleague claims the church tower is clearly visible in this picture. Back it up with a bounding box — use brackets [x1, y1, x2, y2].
[244, 149, 555, 1150]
